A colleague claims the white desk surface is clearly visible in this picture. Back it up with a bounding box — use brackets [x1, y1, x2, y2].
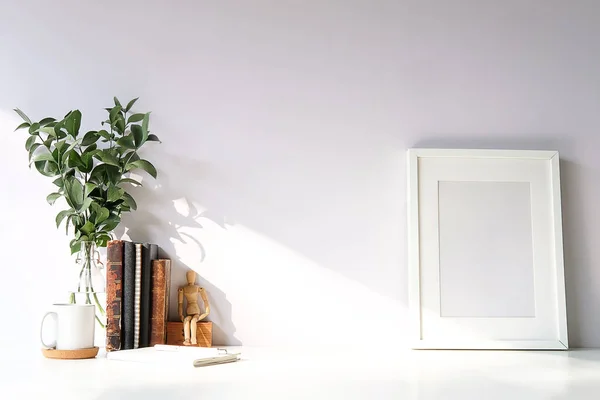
[2, 346, 600, 399]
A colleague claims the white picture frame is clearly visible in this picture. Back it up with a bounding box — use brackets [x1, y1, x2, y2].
[407, 148, 568, 350]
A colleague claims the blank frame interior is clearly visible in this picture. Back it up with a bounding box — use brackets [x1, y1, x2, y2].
[407, 149, 568, 350]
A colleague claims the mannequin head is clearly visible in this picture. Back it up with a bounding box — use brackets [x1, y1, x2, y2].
[186, 270, 196, 285]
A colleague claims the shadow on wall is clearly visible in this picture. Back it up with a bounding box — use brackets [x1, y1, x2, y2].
[559, 159, 600, 348]
[113, 150, 241, 346]
[412, 135, 597, 348]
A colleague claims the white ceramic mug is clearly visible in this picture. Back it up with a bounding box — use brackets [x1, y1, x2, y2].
[40, 304, 95, 350]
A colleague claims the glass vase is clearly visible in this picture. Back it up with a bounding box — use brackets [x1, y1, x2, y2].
[69, 241, 107, 328]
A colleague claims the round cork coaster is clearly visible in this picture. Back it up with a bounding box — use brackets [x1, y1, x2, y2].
[41, 346, 99, 360]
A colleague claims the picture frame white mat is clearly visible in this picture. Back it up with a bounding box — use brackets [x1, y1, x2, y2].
[407, 148, 568, 350]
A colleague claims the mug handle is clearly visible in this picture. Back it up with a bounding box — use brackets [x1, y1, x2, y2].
[40, 311, 58, 349]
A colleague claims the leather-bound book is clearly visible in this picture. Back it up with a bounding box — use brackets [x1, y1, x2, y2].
[150, 259, 171, 346]
[105, 240, 124, 352]
[122, 241, 136, 350]
[139, 243, 155, 348]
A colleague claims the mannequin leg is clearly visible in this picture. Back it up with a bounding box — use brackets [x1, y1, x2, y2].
[183, 316, 192, 345]
[191, 315, 200, 345]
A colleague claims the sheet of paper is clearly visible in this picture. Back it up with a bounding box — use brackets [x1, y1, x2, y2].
[106, 345, 229, 365]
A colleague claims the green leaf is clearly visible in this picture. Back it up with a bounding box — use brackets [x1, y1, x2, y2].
[125, 97, 138, 112]
[101, 217, 121, 232]
[95, 207, 110, 224]
[53, 122, 63, 137]
[81, 131, 98, 146]
[107, 186, 124, 202]
[89, 164, 105, 183]
[79, 197, 93, 212]
[83, 143, 97, 155]
[28, 122, 40, 135]
[109, 106, 122, 123]
[70, 241, 81, 255]
[122, 191, 137, 210]
[65, 215, 73, 235]
[80, 221, 95, 236]
[128, 152, 140, 163]
[52, 177, 64, 188]
[80, 152, 95, 173]
[65, 178, 84, 209]
[25, 136, 36, 151]
[96, 234, 111, 247]
[14, 108, 32, 124]
[28, 143, 41, 162]
[98, 149, 120, 166]
[52, 147, 62, 166]
[119, 178, 142, 186]
[116, 135, 136, 149]
[97, 130, 111, 141]
[64, 168, 76, 179]
[64, 138, 82, 154]
[84, 183, 97, 197]
[54, 139, 66, 153]
[38, 127, 54, 136]
[131, 124, 143, 147]
[102, 222, 120, 232]
[126, 159, 157, 178]
[38, 117, 56, 126]
[106, 164, 121, 185]
[114, 97, 122, 107]
[89, 201, 101, 215]
[142, 113, 150, 142]
[46, 192, 61, 205]
[147, 134, 161, 142]
[33, 161, 50, 177]
[89, 164, 120, 185]
[33, 161, 51, 176]
[127, 113, 144, 123]
[67, 151, 83, 169]
[33, 152, 55, 163]
[48, 162, 59, 176]
[115, 114, 125, 134]
[14, 122, 30, 131]
[56, 209, 73, 228]
[64, 110, 82, 137]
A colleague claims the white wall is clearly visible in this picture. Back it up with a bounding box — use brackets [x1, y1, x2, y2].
[1, 0, 600, 352]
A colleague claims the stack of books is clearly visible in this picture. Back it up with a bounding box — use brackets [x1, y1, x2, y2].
[105, 239, 172, 352]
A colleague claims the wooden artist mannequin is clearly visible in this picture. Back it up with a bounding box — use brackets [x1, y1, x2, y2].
[178, 270, 210, 345]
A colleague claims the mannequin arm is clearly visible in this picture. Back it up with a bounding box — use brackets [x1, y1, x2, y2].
[197, 288, 210, 321]
[178, 288, 184, 322]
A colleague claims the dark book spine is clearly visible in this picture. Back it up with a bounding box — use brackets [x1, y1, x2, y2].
[150, 259, 171, 346]
[148, 244, 159, 344]
[139, 243, 153, 348]
[150, 244, 158, 261]
[122, 241, 136, 350]
[134, 243, 142, 348]
[105, 240, 123, 352]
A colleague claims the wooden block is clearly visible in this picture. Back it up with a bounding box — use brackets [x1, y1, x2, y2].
[166, 321, 212, 347]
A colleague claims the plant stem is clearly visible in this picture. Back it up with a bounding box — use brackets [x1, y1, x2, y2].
[77, 242, 106, 328]
[77, 263, 85, 292]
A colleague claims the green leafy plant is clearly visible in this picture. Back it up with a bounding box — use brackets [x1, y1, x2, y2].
[13, 97, 160, 254]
